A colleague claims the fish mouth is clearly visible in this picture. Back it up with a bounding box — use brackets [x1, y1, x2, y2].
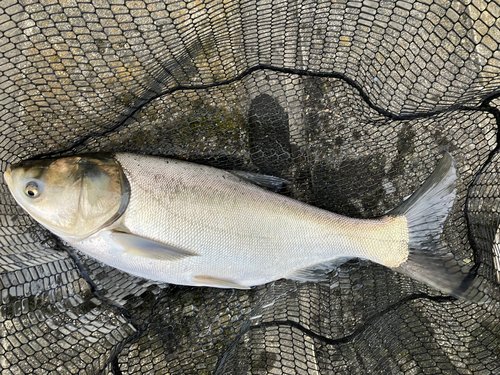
[3, 168, 12, 189]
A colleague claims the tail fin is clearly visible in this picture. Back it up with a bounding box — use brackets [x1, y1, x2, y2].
[389, 153, 488, 303]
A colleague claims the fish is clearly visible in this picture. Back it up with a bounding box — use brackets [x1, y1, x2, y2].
[2, 152, 484, 301]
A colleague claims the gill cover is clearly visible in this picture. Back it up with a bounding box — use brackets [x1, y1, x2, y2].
[6, 155, 129, 241]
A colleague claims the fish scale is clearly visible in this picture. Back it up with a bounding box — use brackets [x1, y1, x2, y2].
[97, 153, 409, 286]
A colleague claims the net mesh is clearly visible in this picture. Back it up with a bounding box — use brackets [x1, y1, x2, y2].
[1, 0, 500, 373]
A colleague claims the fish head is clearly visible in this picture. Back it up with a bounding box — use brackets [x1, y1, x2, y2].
[4, 155, 129, 241]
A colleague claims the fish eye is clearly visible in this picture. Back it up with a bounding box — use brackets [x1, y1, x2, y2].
[24, 181, 40, 198]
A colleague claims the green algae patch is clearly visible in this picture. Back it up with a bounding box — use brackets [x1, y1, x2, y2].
[165, 98, 248, 157]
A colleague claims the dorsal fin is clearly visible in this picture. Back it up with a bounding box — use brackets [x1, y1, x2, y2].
[229, 170, 290, 192]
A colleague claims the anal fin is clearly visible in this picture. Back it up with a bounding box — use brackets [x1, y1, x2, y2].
[286, 258, 352, 284]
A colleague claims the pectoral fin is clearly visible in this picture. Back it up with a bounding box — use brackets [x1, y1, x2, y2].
[110, 230, 199, 261]
[191, 275, 250, 289]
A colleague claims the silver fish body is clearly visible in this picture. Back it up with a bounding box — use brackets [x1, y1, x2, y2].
[80, 153, 407, 287]
[4, 152, 483, 300]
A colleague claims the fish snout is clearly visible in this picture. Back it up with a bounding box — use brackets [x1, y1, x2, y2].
[3, 168, 12, 189]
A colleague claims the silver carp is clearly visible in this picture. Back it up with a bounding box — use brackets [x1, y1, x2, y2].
[3, 153, 479, 299]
